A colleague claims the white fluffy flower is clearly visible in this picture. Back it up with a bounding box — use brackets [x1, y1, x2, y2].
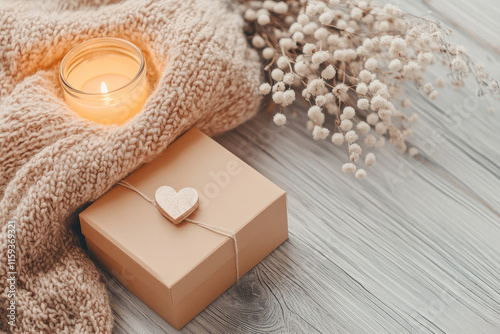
[364, 135, 376, 147]
[378, 109, 392, 120]
[308, 105, 325, 124]
[257, 14, 271, 25]
[297, 13, 309, 25]
[271, 68, 284, 81]
[366, 113, 379, 125]
[307, 78, 326, 95]
[370, 95, 388, 110]
[273, 2, 289, 14]
[350, 153, 359, 163]
[272, 82, 285, 92]
[452, 56, 467, 72]
[365, 58, 378, 71]
[365, 152, 376, 166]
[340, 119, 353, 131]
[259, 83, 271, 95]
[351, 7, 363, 20]
[273, 113, 286, 126]
[404, 61, 420, 75]
[401, 98, 411, 108]
[343, 106, 355, 119]
[418, 52, 434, 65]
[390, 37, 407, 58]
[408, 147, 419, 156]
[244, 9, 257, 21]
[283, 73, 295, 85]
[282, 90, 296, 106]
[315, 95, 327, 107]
[289, 22, 302, 34]
[262, 47, 274, 60]
[356, 121, 370, 133]
[332, 133, 344, 145]
[359, 70, 372, 83]
[252, 35, 266, 48]
[276, 56, 290, 69]
[345, 130, 358, 143]
[356, 82, 368, 95]
[272, 91, 284, 104]
[357, 98, 369, 110]
[303, 43, 316, 56]
[319, 12, 333, 25]
[279, 38, 296, 50]
[293, 32, 305, 43]
[312, 50, 330, 64]
[342, 163, 357, 174]
[369, 80, 384, 93]
[321, 65, 336, 80]
[389, 59, 402, 72]
[355, 169, 367, 179]
[303, 22, 319, 35]
[312, 126, 330, 140]
[294, 61, 309, 76]
[314, 27, 329, 40]
[306, 3, 318, 16]
[375, 122, 387, 135]
[349, 143, 362, 154]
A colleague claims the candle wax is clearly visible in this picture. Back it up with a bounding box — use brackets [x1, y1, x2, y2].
[81, 74, 131, 94]
[63, 53, 148, 125]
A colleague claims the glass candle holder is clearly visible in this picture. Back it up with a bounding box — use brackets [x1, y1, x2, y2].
[60, 37, 149, 125]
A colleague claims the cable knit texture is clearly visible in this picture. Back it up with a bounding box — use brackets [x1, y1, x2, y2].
[0, 0, 262, 332]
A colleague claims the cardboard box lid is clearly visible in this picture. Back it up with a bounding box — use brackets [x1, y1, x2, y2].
[80, 128, 285, 294]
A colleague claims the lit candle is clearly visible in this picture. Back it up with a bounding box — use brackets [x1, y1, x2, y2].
[60, 38, 149, 125]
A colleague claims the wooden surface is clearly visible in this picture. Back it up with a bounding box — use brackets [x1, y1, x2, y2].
[108, 1, 500, 333]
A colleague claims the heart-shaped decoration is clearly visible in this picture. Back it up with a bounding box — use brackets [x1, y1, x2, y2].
[155, 186, 199, 224]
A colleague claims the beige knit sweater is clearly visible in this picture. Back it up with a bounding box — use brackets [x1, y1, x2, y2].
[0, 0, 262, 332]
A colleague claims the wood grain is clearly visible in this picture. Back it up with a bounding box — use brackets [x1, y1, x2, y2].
[107, 0, 500, 333]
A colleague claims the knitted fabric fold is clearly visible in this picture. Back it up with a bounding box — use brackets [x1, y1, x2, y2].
[0, 0, 262, 332]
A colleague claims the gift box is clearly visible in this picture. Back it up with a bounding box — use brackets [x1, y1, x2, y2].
[79, 128, 288, 329]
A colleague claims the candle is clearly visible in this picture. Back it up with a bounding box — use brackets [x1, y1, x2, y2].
[60, 38, 149, 125]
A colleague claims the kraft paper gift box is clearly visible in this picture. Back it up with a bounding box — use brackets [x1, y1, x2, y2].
[79, 128, 288, 329]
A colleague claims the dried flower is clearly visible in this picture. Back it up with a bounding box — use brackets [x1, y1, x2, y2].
[273, 113, 286, 126]
[345, 130, 358, 143]
[342, 163, 356, 174]
[308, 105, 325, 124]
[364, 135, 376, 147]
[321, 65, 336, 80]
[271, 68, 284, 81]
[273, 2, 288, 14]
[340, 119, 353, 131]
[242, 0, 499, 179]
[349, 143, 361, 155]
[365, 152, 376, 166]
[408, 147, 419, 156]
[356, 121, 370, 134]
[252, 35, 266, 48]
[342, 107, 355, 119]
[355, 169, 367, 179]
[312, 125, 330, 140]
[259, 83, 271, 95]
[332, 133, 344, 145]
[257, 14, 270, 25]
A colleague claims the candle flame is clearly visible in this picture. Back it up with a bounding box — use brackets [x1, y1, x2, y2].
[101, 81, 108, 93]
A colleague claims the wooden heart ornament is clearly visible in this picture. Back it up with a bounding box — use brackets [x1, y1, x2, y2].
[155, 186, 199, 224]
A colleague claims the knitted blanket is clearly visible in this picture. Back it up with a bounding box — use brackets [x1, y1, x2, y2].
[0, 0, 261, 332]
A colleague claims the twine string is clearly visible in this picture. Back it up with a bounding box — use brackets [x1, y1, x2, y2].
[116, 180, 240, 280]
